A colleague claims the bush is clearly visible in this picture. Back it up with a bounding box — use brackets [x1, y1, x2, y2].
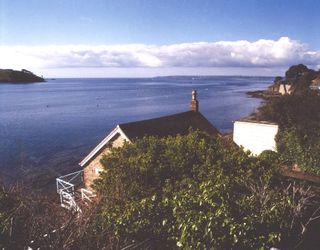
[94, 131, 307, 249]
[259, 93, 320, 131]
[259, 93, 320, 174]
[276, 128, 320, 175]
[0, 183, 115, 249]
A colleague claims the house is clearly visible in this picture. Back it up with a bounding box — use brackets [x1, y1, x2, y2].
[79, 90, 220, 189]
[268, 81, 292, 95]
[278, 83, 292, 95]
[310, 75, 320, 91]
[57, 90, 221, 210]
[233, 119, 279, 155]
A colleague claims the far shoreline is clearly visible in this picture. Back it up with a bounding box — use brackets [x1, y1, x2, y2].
[0, 69, 45, 84]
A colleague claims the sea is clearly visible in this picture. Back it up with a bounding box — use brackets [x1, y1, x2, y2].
[0, 76, 272, 185]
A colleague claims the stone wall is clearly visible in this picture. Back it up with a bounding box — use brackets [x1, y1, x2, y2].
[83, 133, 126, 190]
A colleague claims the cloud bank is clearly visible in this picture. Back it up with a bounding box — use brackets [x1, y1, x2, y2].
[0, 37, 319, 72]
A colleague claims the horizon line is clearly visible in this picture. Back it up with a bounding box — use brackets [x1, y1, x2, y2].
[45, 74, 276, 79]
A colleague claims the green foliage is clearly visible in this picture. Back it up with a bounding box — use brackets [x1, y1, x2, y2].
[276, 128, 320, 175]
[259, 93, 320, 174]
[259, 93, 320, 131]
[94, 131, 298, 249]
[274, 76, 283, 83]
[285, 64, 309, 79]
[268, 64, 319, 94]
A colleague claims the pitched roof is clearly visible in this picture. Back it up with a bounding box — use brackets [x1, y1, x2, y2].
[119, 111, 220, 140]
[79, 111, 220, 167]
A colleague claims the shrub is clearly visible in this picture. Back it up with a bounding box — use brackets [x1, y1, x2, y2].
[94, 131, 306, 249]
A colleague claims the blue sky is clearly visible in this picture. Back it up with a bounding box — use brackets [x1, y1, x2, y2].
[0, 0, 319, 77]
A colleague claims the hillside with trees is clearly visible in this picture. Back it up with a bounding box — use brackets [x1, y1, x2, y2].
[245, 64, 320, 175]
[269, 64, 320, 94]
[257, 93, 320, 175]
[0, 69, 44, 83]
[255, 83, 320, 175]
[248, 64, 320, 98]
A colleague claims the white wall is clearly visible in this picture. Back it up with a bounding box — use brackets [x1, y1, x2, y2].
[279, 84, 292, 95]
[233, 121, 279, 155]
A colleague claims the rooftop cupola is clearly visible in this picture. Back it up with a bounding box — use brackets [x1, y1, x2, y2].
[190, 90, 199, 112]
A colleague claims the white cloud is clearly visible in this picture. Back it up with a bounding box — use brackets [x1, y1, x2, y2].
[0, 37, 319, 73]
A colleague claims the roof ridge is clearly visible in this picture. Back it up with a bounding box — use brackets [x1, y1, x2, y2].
[118, 110, 195, 126]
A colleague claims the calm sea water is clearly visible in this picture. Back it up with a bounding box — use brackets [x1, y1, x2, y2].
[0, 76, 272, 183]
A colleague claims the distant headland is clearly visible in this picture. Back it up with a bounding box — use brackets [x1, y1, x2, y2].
[0, 69, 45, 83]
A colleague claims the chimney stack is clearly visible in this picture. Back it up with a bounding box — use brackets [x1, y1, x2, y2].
[190, 90, 199, 112]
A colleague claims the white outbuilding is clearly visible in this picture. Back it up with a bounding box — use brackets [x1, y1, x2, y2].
[233, 119, 279, 155]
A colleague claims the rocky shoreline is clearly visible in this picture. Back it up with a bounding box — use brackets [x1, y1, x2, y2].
[246, 90, 281, 99]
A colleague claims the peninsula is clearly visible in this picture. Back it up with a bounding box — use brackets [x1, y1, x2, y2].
[0, 69, 45, 83]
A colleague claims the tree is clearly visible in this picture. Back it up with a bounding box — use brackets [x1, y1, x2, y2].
[273, 76, 283, 83]
[285, 64, 309, 79]
[93, 131, 314, 249]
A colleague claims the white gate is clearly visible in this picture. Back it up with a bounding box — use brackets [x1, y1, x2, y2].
[56, 170, 84, 212]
